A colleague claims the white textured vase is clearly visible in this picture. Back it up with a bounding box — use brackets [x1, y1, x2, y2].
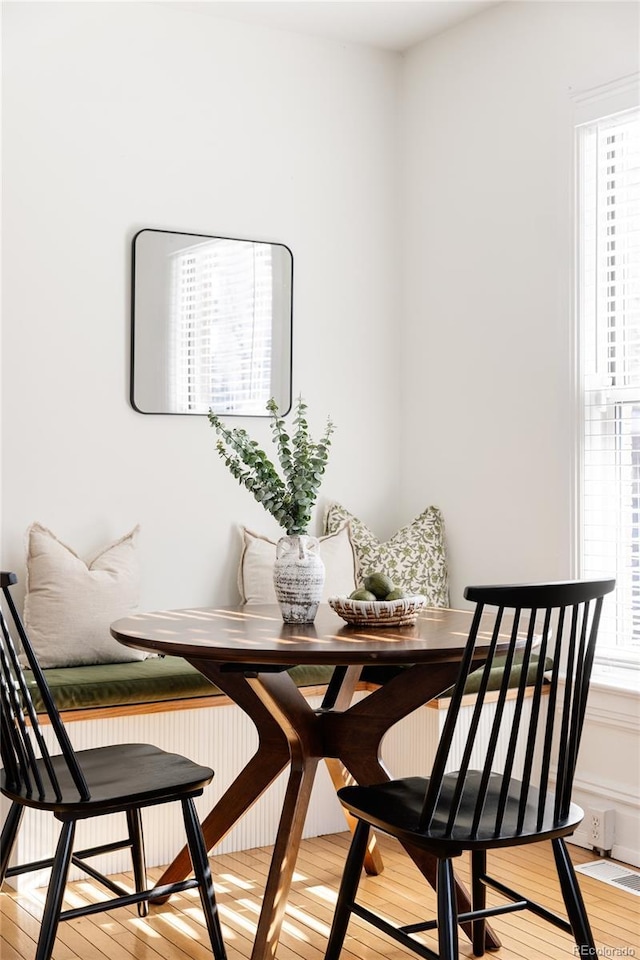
[273, 534, 325, 623]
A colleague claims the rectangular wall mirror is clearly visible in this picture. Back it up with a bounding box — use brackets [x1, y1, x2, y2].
[131, 228, 293, 415]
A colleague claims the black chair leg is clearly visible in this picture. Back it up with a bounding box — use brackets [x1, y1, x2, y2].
[552, 838, 597, 957]
[471, 849, 486, 957]
[35, 820, 75, 960]
[1, 802, 24, 886]
[181, 797, 227, 960]
[437, 858, 459, 960]
[126, 807, 149, 918]
[325, 820, 370, 960]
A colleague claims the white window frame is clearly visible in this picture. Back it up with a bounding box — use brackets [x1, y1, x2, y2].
[573, 74, 640, 687]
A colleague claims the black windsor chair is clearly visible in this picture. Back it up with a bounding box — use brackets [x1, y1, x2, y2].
[324, 578, 616, 960]
[0, 571, 227, 960]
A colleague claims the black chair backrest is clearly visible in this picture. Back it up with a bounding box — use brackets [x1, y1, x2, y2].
[0, 571, 90, 802]
[420, 579, 615, 839]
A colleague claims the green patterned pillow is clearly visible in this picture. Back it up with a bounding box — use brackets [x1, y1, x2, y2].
[323, 503, 449, 607]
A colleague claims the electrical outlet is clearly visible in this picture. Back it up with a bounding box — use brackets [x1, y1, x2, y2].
[587, 807, 615, 853]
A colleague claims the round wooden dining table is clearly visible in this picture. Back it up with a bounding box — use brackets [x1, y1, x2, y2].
[111, 602, 507, 959]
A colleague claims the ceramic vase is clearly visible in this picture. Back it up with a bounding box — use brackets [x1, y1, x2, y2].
[273, 534, 325, 623]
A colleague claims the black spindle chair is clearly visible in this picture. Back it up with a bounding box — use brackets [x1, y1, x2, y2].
[324, 579, 615, 960]
[0, 571, 227, 960]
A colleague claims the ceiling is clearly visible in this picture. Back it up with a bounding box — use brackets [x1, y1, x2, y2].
[172, 1, 502, 52]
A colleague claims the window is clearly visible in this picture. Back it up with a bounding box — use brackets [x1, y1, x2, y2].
[577, 87, 640, 677]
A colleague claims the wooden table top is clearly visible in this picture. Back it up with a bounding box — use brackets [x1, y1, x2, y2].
[111, 603, 497, 666]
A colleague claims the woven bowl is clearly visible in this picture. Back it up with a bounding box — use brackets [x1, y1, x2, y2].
[328, 595, 426, 627]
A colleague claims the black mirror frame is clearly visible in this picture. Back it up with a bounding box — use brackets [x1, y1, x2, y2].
[130, 227, 294, 417]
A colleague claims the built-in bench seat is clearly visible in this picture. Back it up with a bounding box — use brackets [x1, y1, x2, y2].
[28, 658, 338, 721]
[362, 649, 551, 700]
[28, 650, 550, 723]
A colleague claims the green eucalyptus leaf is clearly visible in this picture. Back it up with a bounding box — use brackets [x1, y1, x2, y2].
[208, 396, 334, 533]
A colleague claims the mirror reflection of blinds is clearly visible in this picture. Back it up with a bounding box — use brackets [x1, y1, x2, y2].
[169, 239, 273, 414]
[579, 106, 640, 666]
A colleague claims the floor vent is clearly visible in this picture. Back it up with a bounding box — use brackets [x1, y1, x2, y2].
[575, 859, 640, 896]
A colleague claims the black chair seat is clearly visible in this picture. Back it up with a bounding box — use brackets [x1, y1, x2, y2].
[1, 743, 213, 817]
[338, 773, 585, 851]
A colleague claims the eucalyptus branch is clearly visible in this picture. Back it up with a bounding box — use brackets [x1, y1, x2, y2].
[208, 398, 334, 536]
[267, 397, 294, 484]
[291, 399, 310, 489]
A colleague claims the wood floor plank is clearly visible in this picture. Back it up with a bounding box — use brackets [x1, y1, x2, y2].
[2, 833, 639, 960]
[218, 854, 405, 960]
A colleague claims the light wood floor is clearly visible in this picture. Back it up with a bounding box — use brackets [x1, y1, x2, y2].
[1, 833, 639, 960]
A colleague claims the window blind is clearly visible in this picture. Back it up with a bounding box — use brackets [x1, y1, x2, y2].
[578, 105, 640, 668]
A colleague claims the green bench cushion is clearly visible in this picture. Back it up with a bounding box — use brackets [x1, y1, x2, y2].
[361, 651, 552, 697]
[27, 657, 336, 713]
[449, 652, 553, 697]
[27, 652, 552, 714]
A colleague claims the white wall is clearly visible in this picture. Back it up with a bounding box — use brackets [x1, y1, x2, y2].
[1, 1, 401, 611]
[400, 0, 639, 605]
[400, 0, 640, 863]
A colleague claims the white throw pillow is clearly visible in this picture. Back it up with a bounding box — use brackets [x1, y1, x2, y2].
[23, 522, 146, 667]
[238, 523, 358, 604]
